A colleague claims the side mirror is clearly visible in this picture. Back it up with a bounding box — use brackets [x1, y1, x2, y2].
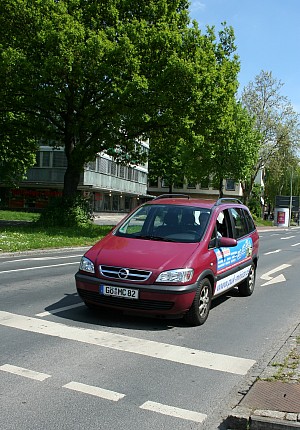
[218, 237, 237, 247]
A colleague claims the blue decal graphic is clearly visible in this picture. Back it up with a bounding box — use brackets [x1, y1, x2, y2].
[214, 238, 253, 271]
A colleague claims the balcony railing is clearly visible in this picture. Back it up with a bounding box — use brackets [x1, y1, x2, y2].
[83, 171, 147, 195]
[22, 168, 147, 196]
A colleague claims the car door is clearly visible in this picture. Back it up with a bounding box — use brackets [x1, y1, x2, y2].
[211, 208, 252, 297]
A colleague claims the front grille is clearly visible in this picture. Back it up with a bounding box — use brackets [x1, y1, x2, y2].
[77, 288, 173, 311]
[99, 265, 152, 282]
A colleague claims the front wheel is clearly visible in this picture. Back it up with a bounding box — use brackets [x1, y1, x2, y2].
[238, 263, 256, 296]
[184, 278, 212, 326]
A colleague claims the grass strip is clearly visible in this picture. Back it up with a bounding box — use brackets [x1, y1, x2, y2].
[0, 223, 113, 252]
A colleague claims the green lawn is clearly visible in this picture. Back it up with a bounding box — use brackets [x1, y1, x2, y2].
[0, 210, 40, 222]
[0, 209, 273, 253]
[0, 210, 113, 252]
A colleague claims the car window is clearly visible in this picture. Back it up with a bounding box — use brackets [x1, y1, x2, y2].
[118, 205, 150, 235]
[210, 209, 232, 247]
[229, 207, 249, 239]
[243, 209, 256, 232]
[116, 204, 211, 243]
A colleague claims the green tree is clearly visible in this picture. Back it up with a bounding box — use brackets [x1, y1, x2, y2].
[0, 0, 197, 201]
[149, 23, 258, 196]
[0, 112, 37, 185]
[241, 70, 300, 203]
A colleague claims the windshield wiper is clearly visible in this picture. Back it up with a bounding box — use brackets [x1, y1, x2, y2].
[134, 234, 180, 242]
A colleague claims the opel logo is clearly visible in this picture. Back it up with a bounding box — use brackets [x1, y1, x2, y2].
[118, 268, 129, 279]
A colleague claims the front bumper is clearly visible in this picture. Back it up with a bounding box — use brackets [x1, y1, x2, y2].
[75, 272, 198, 316]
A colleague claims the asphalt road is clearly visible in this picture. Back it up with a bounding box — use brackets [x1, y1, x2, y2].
[1, 228, 300, 429]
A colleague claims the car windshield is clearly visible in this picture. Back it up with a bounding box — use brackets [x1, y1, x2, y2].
[115, 204, 211, 243]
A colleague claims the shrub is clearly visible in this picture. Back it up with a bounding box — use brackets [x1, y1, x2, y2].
[38, 196, 93, 227]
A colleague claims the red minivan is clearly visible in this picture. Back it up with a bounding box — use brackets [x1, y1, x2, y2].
[75, 195, 259, 326]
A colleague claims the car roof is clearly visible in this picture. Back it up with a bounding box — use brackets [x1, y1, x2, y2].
[147, 195, 246, 210]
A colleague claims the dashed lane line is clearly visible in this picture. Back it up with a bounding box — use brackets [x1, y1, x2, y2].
[0, 311, 255, 375]
[1, 363, 206, 423]
[0, 364, 51, 381]
[264, 249, 281, 255]
[140, 401, 207, 423]
[0, 262, 78, 274]
[63, 381, 125, 401]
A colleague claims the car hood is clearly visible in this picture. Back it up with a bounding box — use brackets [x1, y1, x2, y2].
[85, 234, 200, 271]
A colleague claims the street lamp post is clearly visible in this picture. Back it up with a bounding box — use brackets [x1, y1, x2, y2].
[289, 170, 293, 227]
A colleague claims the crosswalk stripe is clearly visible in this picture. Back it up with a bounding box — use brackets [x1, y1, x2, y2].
[140, 401, 207, 423]
[0, 311, 255, 375]
[0, 364, 51, 381]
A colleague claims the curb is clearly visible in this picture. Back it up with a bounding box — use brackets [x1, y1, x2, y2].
[225, 323, 300, 429]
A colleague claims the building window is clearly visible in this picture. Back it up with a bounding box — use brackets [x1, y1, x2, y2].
[41, 151, 51, 167]
[161, 178, 170, 188]
[200, 177, 210, 189]
[99, 157, 108, 174]
[53, 151, 67, 168]
[148, 177, 158, 187]
[226, 179, 236, 191]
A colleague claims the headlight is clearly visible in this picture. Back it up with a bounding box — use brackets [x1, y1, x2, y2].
[79, 257, 95, 273]
[156, 268, 194, 283]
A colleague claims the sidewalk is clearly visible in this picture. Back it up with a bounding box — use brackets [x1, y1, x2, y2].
[225, 323, 300, 429]
[93, 211, 127, 225]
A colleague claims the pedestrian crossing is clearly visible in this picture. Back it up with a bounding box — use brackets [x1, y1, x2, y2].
[0, 310, 256, 426]
[0, 311, 255, 375]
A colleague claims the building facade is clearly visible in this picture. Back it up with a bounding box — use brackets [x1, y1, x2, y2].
[1, 141, 252, 213]
[148, 177, 244, 200]
[0, 141, 151, 213]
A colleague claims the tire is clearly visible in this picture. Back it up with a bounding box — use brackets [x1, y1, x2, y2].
[184, 278, 212, 326]
[238, 263, 256, 296]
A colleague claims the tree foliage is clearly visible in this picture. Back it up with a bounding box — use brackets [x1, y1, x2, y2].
[241, 70, 300, 203]
[0, 0, 190, 194]
[149, 23, 260, 196]
[0, 112, 37, 186]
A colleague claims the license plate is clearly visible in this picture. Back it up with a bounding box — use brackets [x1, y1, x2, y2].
[100, 285, 139, 299]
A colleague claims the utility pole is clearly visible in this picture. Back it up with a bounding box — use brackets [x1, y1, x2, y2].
[289, 170, 293, 227]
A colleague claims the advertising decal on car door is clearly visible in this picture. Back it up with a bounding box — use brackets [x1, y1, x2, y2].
[213, 238, 253, 295]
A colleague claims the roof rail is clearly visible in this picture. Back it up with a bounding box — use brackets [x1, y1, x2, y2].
[153, 194, 190, 201]
[215, 197, 243, 206]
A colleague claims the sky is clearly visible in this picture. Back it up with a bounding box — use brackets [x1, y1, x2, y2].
[189, 0, 300, 113]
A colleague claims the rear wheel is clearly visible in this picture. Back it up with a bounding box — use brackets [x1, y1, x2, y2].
[184, 278, 212, 326]
[238, 263, 256, 296]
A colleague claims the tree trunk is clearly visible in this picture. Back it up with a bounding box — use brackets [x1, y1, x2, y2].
[219, 178, 224, 198]
[63, 163, 82, 201]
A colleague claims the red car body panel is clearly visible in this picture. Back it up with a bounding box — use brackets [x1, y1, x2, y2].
[75, 197, 259, 322]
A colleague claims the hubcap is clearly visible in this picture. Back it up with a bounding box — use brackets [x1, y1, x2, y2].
[249, 266, 255, 291]
[199, 285, 210, 317]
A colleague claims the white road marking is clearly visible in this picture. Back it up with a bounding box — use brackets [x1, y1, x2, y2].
[63, 381, 125, 401]
[0, 364, 51, 381]
[36, 303, 83, 317]
[291, 243, 300, 247]
[140, 401, 207, 423]
[260, 264, 291, 281]
[260, 263, 291, 286]
[0, 311, 255, 375]
[264, 249, 281, 255]
[4, 255, 82, 264]
[281, 236, 295, 240]
[261, 274, 287, 286]
[0, 262, 78, 274]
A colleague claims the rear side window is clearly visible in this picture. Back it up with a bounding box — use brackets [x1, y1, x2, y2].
[229, 208, 249, 239]
[244, 209, 256, 232]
